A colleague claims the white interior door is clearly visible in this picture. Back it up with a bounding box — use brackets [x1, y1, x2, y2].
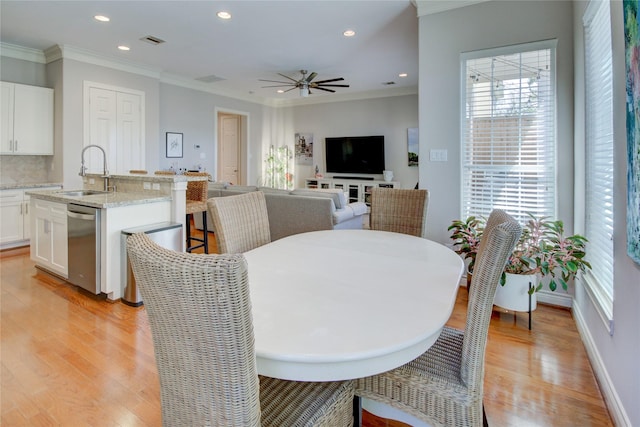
[87, 87, 117, 174]
[116, 92, 143, 174]
[219, 113, 240, 184]
[85, 82, 144, 174]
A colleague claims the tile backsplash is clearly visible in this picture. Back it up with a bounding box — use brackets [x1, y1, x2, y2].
[0, 155, 52, 185]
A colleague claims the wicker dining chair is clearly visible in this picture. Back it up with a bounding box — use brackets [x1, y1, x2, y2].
[154, 170, 176, 175]
[355, 209, 522, 427]
[207, 191, 271, 254]
[184, 172, 210, 253]
[369, 187, 430, 238]
[126, 233, 355, 427]
[129, 169, 148, 174]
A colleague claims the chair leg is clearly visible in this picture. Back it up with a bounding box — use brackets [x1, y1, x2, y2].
[186, 213, 193, 252]
[483, 403, 489, 427]
[201, 211, 208, 254]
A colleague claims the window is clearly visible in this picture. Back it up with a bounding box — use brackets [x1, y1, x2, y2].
[583, 0, 614, 327]
[461, 41, 556, 224]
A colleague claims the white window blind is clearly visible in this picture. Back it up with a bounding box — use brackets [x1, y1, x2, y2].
[461, 42, 556, 224]
[584, 0, 614, 307]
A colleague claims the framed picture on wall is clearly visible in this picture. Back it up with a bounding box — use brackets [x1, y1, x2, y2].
[166, 132, 183, 158]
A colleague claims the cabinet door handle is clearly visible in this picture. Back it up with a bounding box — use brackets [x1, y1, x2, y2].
[9, 140, 13, 151]
[14, 140, 17, 151]
[25, 202, 29, 215]
[44, 219, 50, 234]
[20, 204, 22, 215]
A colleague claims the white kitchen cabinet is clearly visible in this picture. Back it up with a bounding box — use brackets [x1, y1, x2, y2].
[1, 81, 54, 155]
[0, 186, 61, 248]
[31, 198, 68, 277]
[0, 190, 25, 244]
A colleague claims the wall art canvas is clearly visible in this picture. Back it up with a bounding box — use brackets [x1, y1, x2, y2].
[624, 0, 640, 264]
[295, 132, 313, 165]
[408, 128, 419, 166]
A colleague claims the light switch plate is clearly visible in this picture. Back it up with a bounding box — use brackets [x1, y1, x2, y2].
[152, 183, 160, 190]
[143, 182, 151, 190]
[429, 149, 448, 162]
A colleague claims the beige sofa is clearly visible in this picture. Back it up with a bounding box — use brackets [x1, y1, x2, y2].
[194, 184, 367, 241]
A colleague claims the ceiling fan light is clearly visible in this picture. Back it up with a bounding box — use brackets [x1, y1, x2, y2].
[300, 87, 309, 97]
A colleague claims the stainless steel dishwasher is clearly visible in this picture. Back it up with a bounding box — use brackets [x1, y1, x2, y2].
[67, 204, 101, 294]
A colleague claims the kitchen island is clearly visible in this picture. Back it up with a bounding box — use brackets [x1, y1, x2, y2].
[27, 173, 208, 301]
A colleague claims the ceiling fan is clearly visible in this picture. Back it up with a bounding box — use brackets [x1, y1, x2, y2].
[259, 69, 350, 97]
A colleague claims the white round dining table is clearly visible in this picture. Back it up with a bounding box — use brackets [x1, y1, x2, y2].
[243, 229, 464, 382]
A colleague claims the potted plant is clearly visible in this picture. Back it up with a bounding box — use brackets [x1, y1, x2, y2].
[448, 213, 592, 311]
[448, 216, 484, 289]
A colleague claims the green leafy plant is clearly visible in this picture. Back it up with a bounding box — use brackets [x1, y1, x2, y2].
[449, 213, 592, 293]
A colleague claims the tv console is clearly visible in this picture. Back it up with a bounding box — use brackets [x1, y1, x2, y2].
[305, 177, 399, 208]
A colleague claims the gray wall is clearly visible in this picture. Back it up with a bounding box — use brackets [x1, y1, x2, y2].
[573, 1, 640, 425]
[418, 0, 575, 245]
[289, 94, 419, 189]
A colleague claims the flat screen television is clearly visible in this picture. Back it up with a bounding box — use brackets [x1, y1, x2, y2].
[325, 135, 385, 175]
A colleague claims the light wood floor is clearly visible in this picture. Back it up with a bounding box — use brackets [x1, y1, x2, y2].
[1, 235, 613, 426]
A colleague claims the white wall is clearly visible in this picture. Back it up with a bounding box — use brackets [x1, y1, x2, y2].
[418, 0, 575, 245]
[159, 82, 270, 185]
[572, 1, 640, 425]
[289, 94, 419, 189]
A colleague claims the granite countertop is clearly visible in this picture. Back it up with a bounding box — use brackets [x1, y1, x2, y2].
[26, 189, 171, 209]
[0, 182, 63, 191]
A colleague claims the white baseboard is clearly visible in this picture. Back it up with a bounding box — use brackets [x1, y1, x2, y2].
[537, 289, 572, 307]
[572, 304, 632, 427]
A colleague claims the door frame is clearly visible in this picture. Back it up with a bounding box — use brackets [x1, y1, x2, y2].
[215, 107, 249, 185]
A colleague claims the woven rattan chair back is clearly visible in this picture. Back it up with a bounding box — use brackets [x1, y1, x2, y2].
[127, 233, 356, 427]
[129, 169, 148, 174]
[355, 209, 521, 427]
[126, 233, 261, 426]
[154, 170, 176, 175]
[207, 191, 271, 254]
[369, 187, 429, 238]
[183, 172, 210, 253]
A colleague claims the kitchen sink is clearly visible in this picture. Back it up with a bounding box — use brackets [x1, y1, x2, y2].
[57, 190, 109, 197]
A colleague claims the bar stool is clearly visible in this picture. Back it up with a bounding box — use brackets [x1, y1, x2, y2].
[184, 172, 210, 253]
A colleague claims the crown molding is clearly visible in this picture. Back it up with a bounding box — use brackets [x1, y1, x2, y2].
[3, 42, 416, 108]
[0, 42, 47, 63]
[273, 85, 418, 107]
[414, 0, 489, 17]
[44, 44, 161, 79]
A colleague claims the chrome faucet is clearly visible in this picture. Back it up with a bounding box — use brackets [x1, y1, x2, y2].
[80, 144, 114, 191]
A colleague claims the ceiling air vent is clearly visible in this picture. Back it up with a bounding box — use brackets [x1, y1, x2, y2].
[140, 35, 165, 45]
[382, 81, 396, 86]
[195, 74, 226, 83]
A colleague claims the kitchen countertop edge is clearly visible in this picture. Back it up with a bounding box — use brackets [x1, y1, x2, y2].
[1, 182, 63, 190]
[27, 189, 172, 209]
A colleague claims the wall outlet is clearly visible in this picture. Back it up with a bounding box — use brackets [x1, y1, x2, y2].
[143, 182, 151, 190]
[89, 178, 95, 184]
[152, 183, 160, 190]
[429, 149, 448, 162]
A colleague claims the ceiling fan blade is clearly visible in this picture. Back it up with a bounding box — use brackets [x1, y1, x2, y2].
[261, 84, 296, 88]
[313, 77, 344, 84]
[305, 72, 318, 83]
[314, 87, 336, 93]
[258, 79, 295, 84]
[277, 73, 300, 83]
[283, 86, 298, 93]
[314, 84, 350, 88]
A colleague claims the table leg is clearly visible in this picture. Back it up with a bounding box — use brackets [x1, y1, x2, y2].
[353, 395, 362, 426]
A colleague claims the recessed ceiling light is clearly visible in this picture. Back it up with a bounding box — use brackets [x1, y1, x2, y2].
[94, 15, 110, 22]
[118, 45, 130, 51]
[399, 73, 408, 78]
[217, 11, 231, 20]
[343, 30, 356, 37]
[277, 90, 284, 93]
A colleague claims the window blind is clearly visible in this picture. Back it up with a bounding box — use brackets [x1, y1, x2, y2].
[584, 0, 614, 304]
[461, 44, 556, 224]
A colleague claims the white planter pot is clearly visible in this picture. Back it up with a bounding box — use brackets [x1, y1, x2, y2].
[494, 273, 538, 312]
